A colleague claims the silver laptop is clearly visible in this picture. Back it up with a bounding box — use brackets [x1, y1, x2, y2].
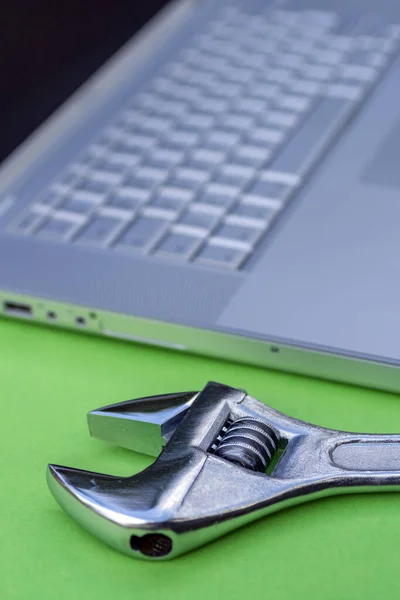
[1, 0, 400, 392]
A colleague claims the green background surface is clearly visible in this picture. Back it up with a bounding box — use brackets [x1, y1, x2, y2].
[1, 317, 400, 600]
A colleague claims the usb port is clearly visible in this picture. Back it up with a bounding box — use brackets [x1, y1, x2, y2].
[3, 301, 33, 317]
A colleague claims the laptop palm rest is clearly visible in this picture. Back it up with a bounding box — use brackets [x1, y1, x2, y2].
[218, 53, 400, 365]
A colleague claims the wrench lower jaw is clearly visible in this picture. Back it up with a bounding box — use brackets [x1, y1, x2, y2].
[47, 461, 213, 561]
[46, 464, 206, 560]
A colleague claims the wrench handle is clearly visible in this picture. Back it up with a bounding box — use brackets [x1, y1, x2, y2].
[331, 436, 400, 473]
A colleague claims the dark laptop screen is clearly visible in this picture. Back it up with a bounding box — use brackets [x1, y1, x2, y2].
[0, 0, 171, 165]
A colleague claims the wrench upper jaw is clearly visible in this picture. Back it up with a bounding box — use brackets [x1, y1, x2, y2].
[87, 391, 198, 457]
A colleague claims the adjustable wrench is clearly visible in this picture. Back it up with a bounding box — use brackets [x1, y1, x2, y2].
[48, 382, 400, 560]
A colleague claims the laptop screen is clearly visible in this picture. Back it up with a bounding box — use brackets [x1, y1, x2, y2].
[0, 0, 171, 166]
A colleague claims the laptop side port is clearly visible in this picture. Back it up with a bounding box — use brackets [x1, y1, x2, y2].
[3, 301, 33, 317]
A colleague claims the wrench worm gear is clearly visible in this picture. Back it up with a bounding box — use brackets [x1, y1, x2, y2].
[48, 382, 400, 560]
[211, 417, 280, 472]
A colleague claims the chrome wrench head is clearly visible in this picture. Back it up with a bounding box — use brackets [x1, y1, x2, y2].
[48, 382, 400, 560]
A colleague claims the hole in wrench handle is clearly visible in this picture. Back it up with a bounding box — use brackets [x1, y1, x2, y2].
[332, 441, 400, 472]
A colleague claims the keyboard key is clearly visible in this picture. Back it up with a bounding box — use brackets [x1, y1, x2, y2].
[241, 39, 274, 57]
[232, 146, 271, 168]
[89, 168, 122, 184]
[215, 165, 254, 188]
[212, 81, 242, 99]
[117, 186, 151, 203]
[233, 52, 266, 71]
[146, 148, 185, 169]
[225, 213, 270, 229]
[92, 126, 121, 148]
[139, 116, 173, 134]
[195, 242, 248, 269]
[250, 128, 285, 145]
[106, 191, 144, 213]
[339, 64, 376, 82]
[34, 191, 63, 210]
[265, 111, 299, 129]
[182, 49, 225, 71]
[98, 205, 135, 220]
[187, 149, 226, 169]
[76, 177, 111, 201]
[199, 40, 242, 63]
[346, 49, 384, 68]
[251, 82, 280, 100]
[303, 63, 335, 81]
[289, 79, 322, 96]
[262, 68, 292, 84]
[313, 48, 344, 66]
[92, 153, 139, 174]
[75, 215, 125, 247]
[76, 145, 105, 165]
[259, 25, 290, 43]
[116, 216, 168, 252]
[220, 113, 255, 132]
[120, 109, 149, 127]
[184, 69, 217, 89]
[109, 138, 144, 159]
[177, 208, 219, 232]
[172, 82, 203, 103]
[246, 179, 292, 201]
[279, 94, 313, 113]
[206, 130, 241, 149]
[298, 24, 330, 42]
[195, 96, 229, 114]
[196, 184, 238, 213]
[286, 38, 317, 55]
[268, 96, 354, 177]
[37, 215, 81, 241]
[229, 200, 276, 222]
[168, 168, 209, 191]
[234, 97, 267, 115]
[119, 133, 157, 151]
[222, 65, 254, 84]
[303, 10, 338, 28]
[154, 232, 202, 260]
[69, 161, 90, 176]
[149, 189, 188, 213]
[271, 9, 300, 27]
[274, 52, 305, 69]
[213, 222, 263, 247]
[11, 209, 45, 234]
[326, 83, 363, 101]
[59, 197, 95, 216]
[167, 129, 200, 149]
[167, 61, 191, 79]
[326, 35, 353, 52]
[124, 167, 167, 191]
[52, 170, 81, 194]
[142, 206, 177, 221]
[184, 112, 216, 130]
[140, 97, 186, 118]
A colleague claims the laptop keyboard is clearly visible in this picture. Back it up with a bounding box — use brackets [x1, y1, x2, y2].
[9, 5, 400, 270]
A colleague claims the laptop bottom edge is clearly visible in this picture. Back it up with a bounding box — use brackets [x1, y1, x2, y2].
[1, 289, 399, 394]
